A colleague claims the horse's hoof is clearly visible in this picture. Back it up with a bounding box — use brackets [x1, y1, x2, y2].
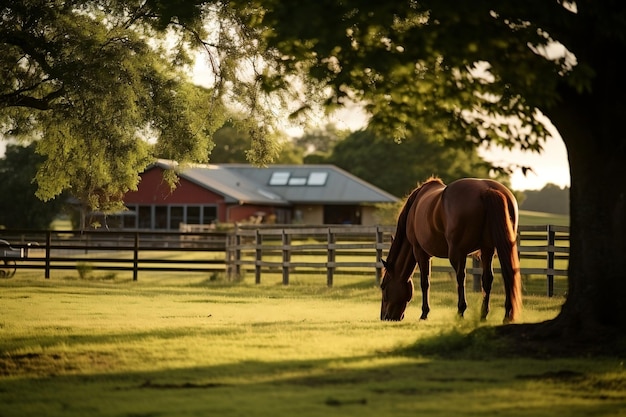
[420, 314, 428, 320]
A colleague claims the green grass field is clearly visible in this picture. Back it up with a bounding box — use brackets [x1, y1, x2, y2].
[1, 270, 625, 417]
[4, 211, 617, 417]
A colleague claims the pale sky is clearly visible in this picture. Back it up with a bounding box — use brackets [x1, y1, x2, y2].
[479, 136, 570, 191]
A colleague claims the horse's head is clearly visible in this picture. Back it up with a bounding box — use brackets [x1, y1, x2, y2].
[380, 259, 414, 321]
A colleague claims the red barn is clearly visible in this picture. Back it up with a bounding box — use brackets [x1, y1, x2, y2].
[116, 160, 398, 230]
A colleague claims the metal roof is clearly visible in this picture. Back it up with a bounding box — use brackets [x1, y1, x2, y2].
[223, 164, 399, 204]
[152, 160, 398, 205]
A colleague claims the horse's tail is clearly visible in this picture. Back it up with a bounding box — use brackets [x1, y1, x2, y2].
[483, 188, 522, 322]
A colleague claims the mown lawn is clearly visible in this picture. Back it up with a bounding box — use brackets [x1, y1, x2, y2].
[1, 271, 624, 417]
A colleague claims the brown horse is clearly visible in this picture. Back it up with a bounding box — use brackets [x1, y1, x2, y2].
[380, 177, 522, 323]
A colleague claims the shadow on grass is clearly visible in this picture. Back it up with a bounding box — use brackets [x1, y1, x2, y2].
[2, 346, 624, 417]
[398, 321, 626, 359]
[395, 325, 510, 360]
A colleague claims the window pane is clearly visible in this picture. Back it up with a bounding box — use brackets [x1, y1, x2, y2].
[138, 206, 152, 229]
[170, 206, 184, 229]
[202, 206, 217, 224]
[187, 206, 201, 224]
[154, 206, 167, 229]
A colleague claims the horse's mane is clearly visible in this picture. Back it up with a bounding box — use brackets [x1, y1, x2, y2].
[388, 177, 444, 260]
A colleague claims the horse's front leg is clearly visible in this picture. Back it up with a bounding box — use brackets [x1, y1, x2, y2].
[479, 248, 495, 321]
[415, 250, 432, 320]
[449, 250, 468, 318]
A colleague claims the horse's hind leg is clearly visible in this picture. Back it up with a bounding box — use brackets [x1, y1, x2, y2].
[449, 250, 468, 318]
[415, 249, 431, 320]
[479, 248, 495, 320]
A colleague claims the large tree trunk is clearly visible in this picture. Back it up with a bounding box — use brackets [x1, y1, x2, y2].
[528, 54, 626, 343]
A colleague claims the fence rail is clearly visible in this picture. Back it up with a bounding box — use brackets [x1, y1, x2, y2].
[0, 229, 227, 281]
[226, 224, 570, 297]
[1, 224, 569, 296]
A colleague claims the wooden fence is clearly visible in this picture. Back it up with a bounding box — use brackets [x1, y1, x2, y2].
[226, 224, 570, 296]
[0, 229, 227, 281]
[1, 224, 569, 296]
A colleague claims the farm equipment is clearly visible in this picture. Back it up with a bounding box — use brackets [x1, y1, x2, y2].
[0, 239, 25, 278]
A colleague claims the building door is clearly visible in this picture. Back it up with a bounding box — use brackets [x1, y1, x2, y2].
[323, 205, 361, 225]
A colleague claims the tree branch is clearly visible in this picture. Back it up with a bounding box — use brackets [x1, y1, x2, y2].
[0, 86, 65, 110]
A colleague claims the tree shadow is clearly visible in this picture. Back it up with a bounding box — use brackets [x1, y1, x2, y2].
[396, 320, 626, 359]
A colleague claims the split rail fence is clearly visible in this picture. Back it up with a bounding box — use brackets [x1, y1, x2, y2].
[1, 224, 569, 296]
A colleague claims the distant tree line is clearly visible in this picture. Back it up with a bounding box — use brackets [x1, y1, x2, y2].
[519, 184, 569, 215]
[0, 143, 66, 229]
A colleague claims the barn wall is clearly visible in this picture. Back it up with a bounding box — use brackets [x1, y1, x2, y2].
[124, 167, 224, 205]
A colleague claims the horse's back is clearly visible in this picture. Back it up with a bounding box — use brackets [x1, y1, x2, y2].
[444, 178, 517, 220]
[442, 178, 518, 252]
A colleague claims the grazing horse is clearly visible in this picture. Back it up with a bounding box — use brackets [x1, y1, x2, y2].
[380, 177, 522, 323]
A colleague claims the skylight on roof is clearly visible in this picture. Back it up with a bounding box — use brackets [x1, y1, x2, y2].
[287, 177, 306, 185]
[269, 172, 290, 185]
[268, 171, 328, 186]
[307, 172, 328, 186]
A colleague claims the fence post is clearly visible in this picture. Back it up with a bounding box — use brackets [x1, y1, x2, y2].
[234, 226, 242, 279]
[327, 228, 335, 287]
[375, 226, 384, 284]
[255, 229, 262, 284]
[282, 229, 290, 285]
[133, 232, 139, 281]
[547, 225, 555, 297]
[225, 229, 237, 280]
[45, 230, 51, 279]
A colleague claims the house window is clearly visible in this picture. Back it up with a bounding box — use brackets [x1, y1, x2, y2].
[138, 206, 152, 229]
[123, 204, 218, 230]
[187, 206, 201, 224]
[154, 206, 168, 229]
[202, 206, 217, 224]
[169, 206, 184, 229]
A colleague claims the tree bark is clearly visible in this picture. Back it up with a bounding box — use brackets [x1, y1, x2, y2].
[538, 60, 626, 341]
